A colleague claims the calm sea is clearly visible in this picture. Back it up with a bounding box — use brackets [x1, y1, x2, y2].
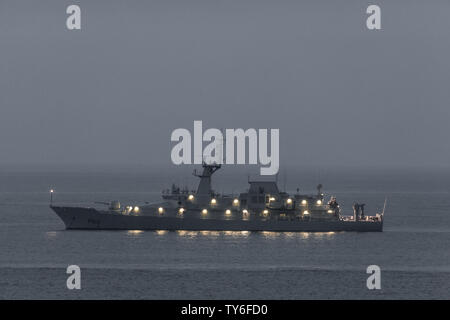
[0, 166, 449, 299]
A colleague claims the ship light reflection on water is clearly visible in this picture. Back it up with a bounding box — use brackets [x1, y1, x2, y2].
[45, 231, 58, 239]
[260, 231, 282, 238]
[197, 231, 250, 237]
[177, 230, 199, 237]
[223, 231, 250, 237]
[127, 230, 143, 236]
[313, 232, 336, 239]
[300, 232, 310, 239]
[284, 232, 295, 237]
[200, 231, 220, 237]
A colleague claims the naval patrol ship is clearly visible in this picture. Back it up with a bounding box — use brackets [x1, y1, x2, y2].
[50, 163, 384, 232]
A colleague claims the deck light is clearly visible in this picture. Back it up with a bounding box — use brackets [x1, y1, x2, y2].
[301, 199, 307, 205]
[158, 207, 164, 214]
[202, 209, 208, 215]
[225, 209, 231, 215]
[211, 198, 217, 205]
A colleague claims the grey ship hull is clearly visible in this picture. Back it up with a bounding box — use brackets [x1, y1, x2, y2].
[51, 206, 383, 232]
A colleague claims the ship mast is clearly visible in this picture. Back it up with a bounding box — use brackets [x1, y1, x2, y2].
[193, 162, 221, 205]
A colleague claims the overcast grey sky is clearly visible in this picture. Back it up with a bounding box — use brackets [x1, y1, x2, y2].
[0, 0, 449, 168]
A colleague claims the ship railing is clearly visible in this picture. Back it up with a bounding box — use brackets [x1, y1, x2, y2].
[340, 215, 382, 222]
